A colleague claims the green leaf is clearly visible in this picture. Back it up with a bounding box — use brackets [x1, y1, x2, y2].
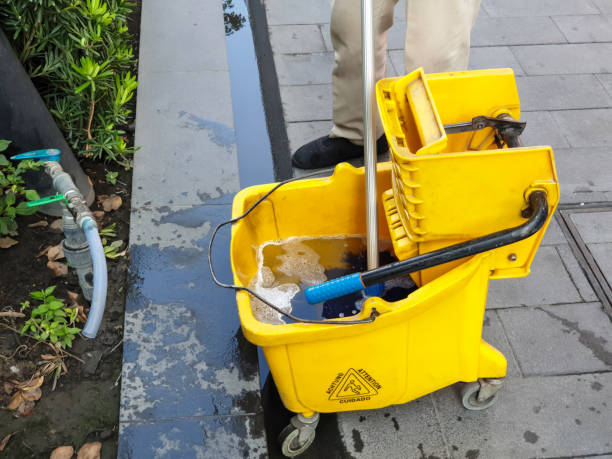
[54, 309, 67, 317]
[48, 300, 64, 310]
[44, 286, 56, 296]
[24, 189, 40, 201]
[33, 304, 49, 315]
[30, 290, 46, 300]
[20, 324, 29, 335]
[0, 141, 10, 153]
[5, 190, 16, 206]
[40, 331, 49, 341]
[50, 334, 58, 344]
[67, 327, 81, 334]
[0, 153, 9, 165]
[15, 201, 37, 216]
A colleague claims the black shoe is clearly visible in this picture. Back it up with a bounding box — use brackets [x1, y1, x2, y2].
[291, 135, 388, 169]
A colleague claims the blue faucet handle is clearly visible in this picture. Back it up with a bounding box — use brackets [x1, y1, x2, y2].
[11, 148, 61, 162]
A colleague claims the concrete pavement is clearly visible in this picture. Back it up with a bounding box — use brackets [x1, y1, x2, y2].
[263, 0, 612, 457]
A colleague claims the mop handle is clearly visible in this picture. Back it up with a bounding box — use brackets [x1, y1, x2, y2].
[304, 191, 549, 305]
[362, 0, 379, 273]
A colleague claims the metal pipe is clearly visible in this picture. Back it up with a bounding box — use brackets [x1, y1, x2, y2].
[361, 0, 379, 272]
[44, 161, 107, 338]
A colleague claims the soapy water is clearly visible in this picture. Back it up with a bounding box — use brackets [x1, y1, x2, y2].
[249, 236, 418, 324]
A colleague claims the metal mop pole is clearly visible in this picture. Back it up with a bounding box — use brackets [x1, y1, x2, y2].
[361, 0, 379, 274]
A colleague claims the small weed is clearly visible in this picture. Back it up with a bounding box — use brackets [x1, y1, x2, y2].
[105, 171, 118, 184]
[0, 140, 43, 236]
[100, 223, 126, 258]
[20, 286, 81, 349]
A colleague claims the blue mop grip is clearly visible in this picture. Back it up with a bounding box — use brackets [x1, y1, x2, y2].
[304, 273, 364, 304]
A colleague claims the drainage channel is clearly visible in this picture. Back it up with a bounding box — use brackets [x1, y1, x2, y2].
[556, 204, 612, 318]
[223, 1, 352, 457]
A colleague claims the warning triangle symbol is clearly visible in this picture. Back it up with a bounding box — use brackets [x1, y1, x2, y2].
[329, 368, 378, 400]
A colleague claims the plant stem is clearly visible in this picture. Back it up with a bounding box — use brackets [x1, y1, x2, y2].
[86, 96, 96, 150]
[19, 20, 39, 62]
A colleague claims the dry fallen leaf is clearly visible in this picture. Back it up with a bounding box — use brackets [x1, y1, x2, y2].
[67, 290, 80, 305]
[101, 194, 122, 212]
[49, 219, 63, 233]
[47, 261, 68, 277]
[7, 392, 23, 410]
[21, 387, 42, 402]
[0, 432, 15, 452]
[0, 237, 18, 249]
[28, 220, 49, 228]
[36, 245, 51, 258]
[50, 445, 75, 459]
[18, 375, 44, 391]
[92, 211, 105, 221]
[47, 243, 65, 262]
[77, 441, 101, 459]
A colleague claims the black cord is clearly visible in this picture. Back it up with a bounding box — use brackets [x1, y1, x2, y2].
[208, 168, 377, 325]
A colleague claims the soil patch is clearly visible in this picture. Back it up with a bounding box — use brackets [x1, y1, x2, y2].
[0, 160, 131, 458]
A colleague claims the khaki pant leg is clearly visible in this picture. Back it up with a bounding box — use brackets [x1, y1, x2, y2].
[404, 0, 482, 73]
[330, 0, 397, 144]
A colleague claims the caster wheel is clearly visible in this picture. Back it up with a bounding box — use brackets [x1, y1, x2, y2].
[461, 381, 498, 411]
[278, 424, 316, 457]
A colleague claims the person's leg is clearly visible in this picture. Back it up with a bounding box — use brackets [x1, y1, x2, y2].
[292, 0, 396, 169]
[329, 0, 396, 143]
[403, 0, 482, 73]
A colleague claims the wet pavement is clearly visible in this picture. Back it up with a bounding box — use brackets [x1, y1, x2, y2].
[122, 0, 612, 457]
[118, 0, 269, 456]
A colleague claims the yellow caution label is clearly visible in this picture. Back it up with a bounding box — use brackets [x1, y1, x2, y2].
[327, 368, 381, 403]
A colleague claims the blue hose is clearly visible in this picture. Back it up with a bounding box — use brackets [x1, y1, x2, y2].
[81, 218, 108, 338]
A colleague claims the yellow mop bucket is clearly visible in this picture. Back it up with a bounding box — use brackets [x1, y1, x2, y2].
[223, 68, 559, 455]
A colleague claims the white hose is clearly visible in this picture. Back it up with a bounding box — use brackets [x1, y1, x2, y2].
[81, 217, 108, 338]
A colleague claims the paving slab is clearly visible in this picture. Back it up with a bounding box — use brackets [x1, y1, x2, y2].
[336, 395, 448, 458]
[516, 111, 570, 149]
[551, 108, 612, 147]
[280, 84, 332, 122]
[556, 244, 600, 303]
[482, 310, 522, 377]
[432, 373, 612, 458]
[472, 16, 567, 47]
[487, 246, 583, 308]
[482, 0, 600, 17]
[132, 70, 240, 208]
[468, 46, 525, 75]
[571, 211, 612, 243]
[118, 414, 266, 459]
[540, 217, 567, 246]
[594, 0, 612, 14]
[511, 43, 612, 75]
[275, 52, 335, 86]
[264, 0, 331, 25]
[138, 0, 228, 73]
[597, 73, 612, 97]
[269, 25, 327, 54]
[588, 243, 612, 281]
[497, 302, 612, 376]
[553, 14, 612, 43]
[516, 74, 612, 111]
[555, 147, 612, 203]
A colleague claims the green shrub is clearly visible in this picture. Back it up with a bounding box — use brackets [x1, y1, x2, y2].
[0, 0, 138, 168]
[0, 140, 42, 235]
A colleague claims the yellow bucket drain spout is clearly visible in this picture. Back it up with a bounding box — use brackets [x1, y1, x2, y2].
[212, 67, 560, 457]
